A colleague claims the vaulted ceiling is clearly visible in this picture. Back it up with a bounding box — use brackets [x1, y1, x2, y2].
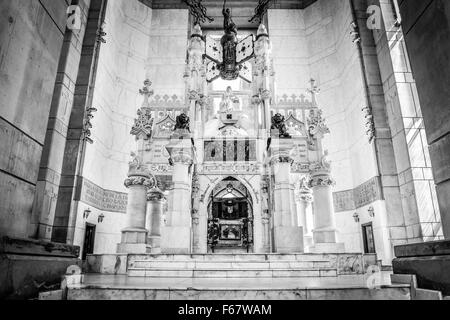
[139, 0, 318, 29]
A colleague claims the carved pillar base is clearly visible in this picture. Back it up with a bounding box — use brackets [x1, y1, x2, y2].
[117, 228, 151, 254]
[273, 226, 304, 253]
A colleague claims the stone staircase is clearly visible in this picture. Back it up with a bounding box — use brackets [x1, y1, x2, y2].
[127, 254, 342, 278]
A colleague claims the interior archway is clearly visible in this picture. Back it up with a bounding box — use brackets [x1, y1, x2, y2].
[207, 177, 254, 253]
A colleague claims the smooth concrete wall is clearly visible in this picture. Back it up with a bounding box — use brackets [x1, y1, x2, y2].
[398, 0, 450, 239]
[0, 0, 68, 238]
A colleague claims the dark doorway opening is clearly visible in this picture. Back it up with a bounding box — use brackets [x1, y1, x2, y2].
[82, 223, 96, 260]
[362, 223, 376, 254]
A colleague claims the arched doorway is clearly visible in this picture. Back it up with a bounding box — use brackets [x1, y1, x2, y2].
[207, 177, 254, 253]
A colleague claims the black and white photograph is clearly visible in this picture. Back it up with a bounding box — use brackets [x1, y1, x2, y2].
[0, 0, 449, 305]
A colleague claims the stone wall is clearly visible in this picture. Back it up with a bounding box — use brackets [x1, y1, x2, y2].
[71, 4, 189, 255]
[372, 0, 442, 244]
[398, 0, 450, 239]
[0, 0, 68, 238]
[72, 0, 154, 255]
[269, 0, 393, 261]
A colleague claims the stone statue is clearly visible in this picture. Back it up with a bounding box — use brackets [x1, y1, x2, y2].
[174, 113, 191, 132]
[271, 113, 291, 138]
[129, 152, 143, 170]
[222, 0, 237, 36]
[219, 86, 240, 113]
[218, 0, 240, 80]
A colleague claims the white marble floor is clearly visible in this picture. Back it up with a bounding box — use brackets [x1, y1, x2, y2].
[75, 272, 406, 290]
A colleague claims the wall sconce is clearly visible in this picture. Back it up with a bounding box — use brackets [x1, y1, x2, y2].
[83, 208, 91, 219]
[368, 206, 375, 218]
[98, 213, 105, 224]
[353, 212, 360, 223]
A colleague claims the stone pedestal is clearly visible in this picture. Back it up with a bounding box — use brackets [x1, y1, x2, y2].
[162, 133, 195, 254]
[117, 171, 152, 254]
[146, 187, 165, 254]
[309, 170, 345, 253]
[269, 139, 304, 253]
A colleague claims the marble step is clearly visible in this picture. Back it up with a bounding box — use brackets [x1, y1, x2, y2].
[68, 286, 412, 300]
[127, 268, 338, 278]
[128, 254, 336, 263]
[130, 260, 332, 270]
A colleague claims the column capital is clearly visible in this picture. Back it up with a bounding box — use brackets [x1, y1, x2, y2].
[147, 187, 165, 202]
[297, 191, 313, 203]
[171, 153, 194, 165]
[269, 155, 294, 167]
[309, 174, 335, 188]
[124, 175, 155, 188]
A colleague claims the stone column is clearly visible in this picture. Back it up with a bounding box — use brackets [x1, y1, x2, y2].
[162, 133, 195, 254]
[269, 139, 304, 253]
[117, 168, 152, 254]
[309, 170, 345, 253]
[262, 210, 271, 252]
[296, 186, 314, 249]
[146, 187, 165, 254]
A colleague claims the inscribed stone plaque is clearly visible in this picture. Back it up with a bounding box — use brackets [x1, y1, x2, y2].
[80, 178, 127, 213]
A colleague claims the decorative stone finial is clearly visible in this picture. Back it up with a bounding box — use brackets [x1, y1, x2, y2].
[308, 109, 330, 138]
[192, 23, 203, 36]
[257, 24, 269, 38]
[130, 108, 153, 140]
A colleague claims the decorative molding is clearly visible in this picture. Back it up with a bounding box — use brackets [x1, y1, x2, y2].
[333, 176, 383, 212]
[308, 109, 330, 138]
[309, 175, 335, 188]
[124, 176, 154, 188]
[171, 154, 194, 165]
[269, 156, 294, 166]
[149, 94, 185, 110]
[147, 187, 166, 202]
[362, 106, 375, 143]
[197, 163, 261, 175]
[131, 107, 153, 140]
[276, 94, 314, 109]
